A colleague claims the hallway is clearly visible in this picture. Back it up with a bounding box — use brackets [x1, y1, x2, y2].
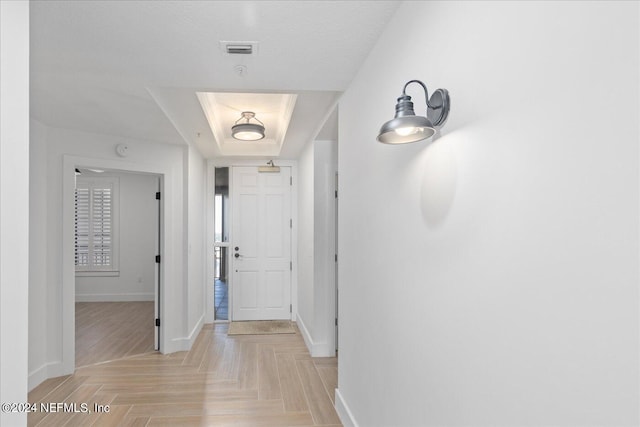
[28, 324, 340, 426]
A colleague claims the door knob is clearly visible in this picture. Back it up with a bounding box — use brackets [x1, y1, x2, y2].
[234, 253, 240, 258]
[235, 246, 239, 251]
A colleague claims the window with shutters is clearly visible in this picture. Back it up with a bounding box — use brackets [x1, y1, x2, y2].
[75, 177, 119, 275]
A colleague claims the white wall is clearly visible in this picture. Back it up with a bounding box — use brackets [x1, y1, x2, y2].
[29, 119, 48, 398]
[187, 146, 206, 336]
[337, 2, 639, 426]
[29, 122, 206, 390]
[1, 2, 30, 425]
[297, 138, 338, 356]
[76, 171, 158, 301]
[298, 140, 315, 338]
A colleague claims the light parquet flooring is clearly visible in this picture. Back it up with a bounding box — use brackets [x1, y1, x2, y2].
[29, 323, 341, 427]
[76, 302, 155, 367]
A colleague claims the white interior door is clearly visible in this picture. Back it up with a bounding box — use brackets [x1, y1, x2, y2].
[232, 166, 291, 320]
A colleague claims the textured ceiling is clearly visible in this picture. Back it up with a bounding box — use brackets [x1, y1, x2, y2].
[30, 1, 400, 158]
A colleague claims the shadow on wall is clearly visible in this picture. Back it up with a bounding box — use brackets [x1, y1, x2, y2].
[419, 138, 458, 228]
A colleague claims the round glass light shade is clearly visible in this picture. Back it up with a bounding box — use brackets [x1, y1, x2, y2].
[377, 115, 435, 144]
[232, 123, 265, 141]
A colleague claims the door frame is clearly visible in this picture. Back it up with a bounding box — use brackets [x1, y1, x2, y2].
[207, 159, 298, 323]
[61, 155, 169, 375]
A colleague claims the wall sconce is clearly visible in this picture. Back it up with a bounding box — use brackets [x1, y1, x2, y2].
[377, 80, 450, 144]
[232, 111, 265, 141]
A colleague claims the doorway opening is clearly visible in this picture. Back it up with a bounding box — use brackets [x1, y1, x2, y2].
[213, 167, 230, 321]
[73, 168, 161, 367]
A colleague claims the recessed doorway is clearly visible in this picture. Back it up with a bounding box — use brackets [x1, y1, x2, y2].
[73, 168, 161, 367]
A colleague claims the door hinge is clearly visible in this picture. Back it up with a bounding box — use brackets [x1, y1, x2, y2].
[335, 318, 338, 326]
[290, 177, 293, 186]
[290, 304, 292, 313]
[335, 190, 338, 198]
[156, 192, 161, 200]
[290, 261, 292, 271]
[155, 318, 161, 327]
[155, 255, 161, 263]
[335, 254, 338, 262]
[290, 219, 292, 228]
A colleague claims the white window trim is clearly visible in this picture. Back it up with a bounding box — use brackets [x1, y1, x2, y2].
[75, 176, 120, 276]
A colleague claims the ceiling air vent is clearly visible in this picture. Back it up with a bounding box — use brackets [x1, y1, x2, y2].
[220, 41, 259, 56]
[227, 44, 252, 54]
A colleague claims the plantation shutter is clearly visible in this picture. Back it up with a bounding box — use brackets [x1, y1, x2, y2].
[75, 178, 117, 271]
[91, 186, 113, 267]
[75, 186, 90, 267]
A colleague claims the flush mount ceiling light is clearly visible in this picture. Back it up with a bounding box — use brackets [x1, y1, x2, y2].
[377, 80, 450, 144]
[231, 111, 265, 141]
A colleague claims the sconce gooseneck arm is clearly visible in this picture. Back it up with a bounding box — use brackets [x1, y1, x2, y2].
[402, 79, 442, 110]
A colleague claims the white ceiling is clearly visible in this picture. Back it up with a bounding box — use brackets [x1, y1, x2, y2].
[30, 1, 401, 159]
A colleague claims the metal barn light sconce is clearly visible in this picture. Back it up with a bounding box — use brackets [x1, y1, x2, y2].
[232, 111, 265, 141]
[377, 80, 450, 144]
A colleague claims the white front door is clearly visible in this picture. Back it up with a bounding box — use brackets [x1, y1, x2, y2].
[231, 166, 291, 320]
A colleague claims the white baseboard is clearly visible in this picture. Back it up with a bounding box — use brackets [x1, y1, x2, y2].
[335, 388, 359, 427]
[165, 314, 204, 353]
[296, 314, 335, 357]
[75, 293, 154, 302]
[296, 314, 314, 354]
[186, 314, 205, 348]
[28, 361, 65, 392]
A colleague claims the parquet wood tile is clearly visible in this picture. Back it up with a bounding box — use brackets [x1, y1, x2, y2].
[182, 327, 211, 368]
[75, 302, 155, 367]
[111, 388, 260, 405]
[296, 359, 342, 426]
[258, 345, 282, 400]
[92, 404, 131, 426]
[27, 375, 71, 403]
[316, 366, 338, 404]
[216, 337, 242, 380]
[120, 415, 150, 427]
[198, 334, 225, 373]
[127, 399, 285, 418]
[237, 341, 259, 390]
[145, 412, 315, 427]
[277, 353, 310, 412]
[28, 323, 341, 426]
